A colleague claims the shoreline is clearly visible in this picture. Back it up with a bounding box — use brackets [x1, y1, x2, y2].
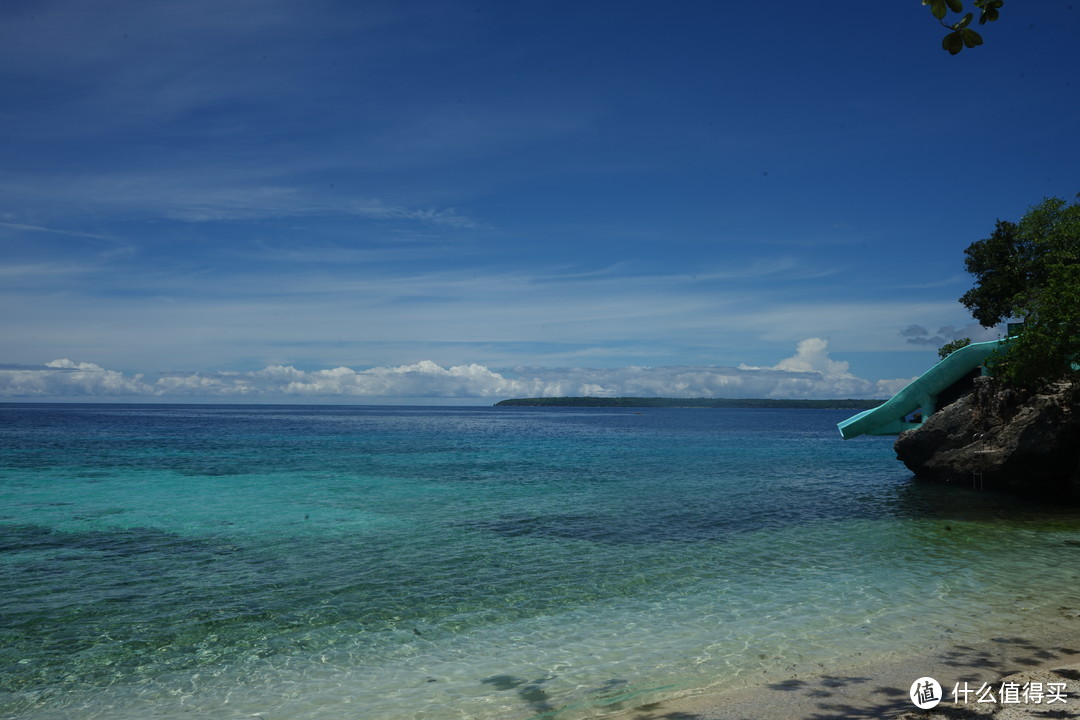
[610, 630, 1080, 720]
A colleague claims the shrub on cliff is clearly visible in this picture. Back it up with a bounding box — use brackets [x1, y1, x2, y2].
[997, 262, 1080, 387]
[960, 197, 1080, 388]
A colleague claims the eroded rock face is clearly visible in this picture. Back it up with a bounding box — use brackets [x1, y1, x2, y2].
[893, 377, 1080, 501]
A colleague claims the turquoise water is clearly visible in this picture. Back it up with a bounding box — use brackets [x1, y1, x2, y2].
[3, 403, 1080, 720]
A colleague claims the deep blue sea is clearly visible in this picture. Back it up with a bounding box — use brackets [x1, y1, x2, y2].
[3, 403, 1080, 720]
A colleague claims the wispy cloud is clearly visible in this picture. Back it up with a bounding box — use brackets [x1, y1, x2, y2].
[890, 274, 971, 290]
[345, 200, 482, 229]
[0, 221, 116, 241]
[0, 171, 483, 227]
[0, 245, 980, 380]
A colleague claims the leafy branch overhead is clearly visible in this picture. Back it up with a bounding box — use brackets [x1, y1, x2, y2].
[924, 0, 1003, 54]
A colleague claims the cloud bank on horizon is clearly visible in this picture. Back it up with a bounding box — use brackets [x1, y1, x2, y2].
[0, 339, 915, 403]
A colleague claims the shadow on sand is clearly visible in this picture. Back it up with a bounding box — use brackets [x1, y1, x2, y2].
[616, 637, 1080, 720]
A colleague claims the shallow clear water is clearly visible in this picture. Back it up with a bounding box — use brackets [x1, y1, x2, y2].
[2, 403, 1079, 719]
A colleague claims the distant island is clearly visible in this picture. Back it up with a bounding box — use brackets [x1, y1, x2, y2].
[494, 397, 883, 409]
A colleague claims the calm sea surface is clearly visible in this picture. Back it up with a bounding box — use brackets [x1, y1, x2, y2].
[3, 403, 1079, 720]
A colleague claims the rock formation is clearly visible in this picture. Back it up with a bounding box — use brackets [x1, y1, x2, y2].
[893, 376, 1080, 501]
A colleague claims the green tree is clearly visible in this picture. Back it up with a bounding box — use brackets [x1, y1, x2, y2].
[960, 197, 1080, 387]
[923, 0, 1003, 54]
[958, 219, 1030, 326]
[996, 262, 1080, 387]
[938, 337, 972, 359]
[960, 198, 1080, 326]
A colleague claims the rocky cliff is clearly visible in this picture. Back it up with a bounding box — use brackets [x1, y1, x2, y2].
[893, 376, 1080, 501]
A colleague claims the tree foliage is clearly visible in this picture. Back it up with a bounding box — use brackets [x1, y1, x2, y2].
[961, 197, 1080, 388]
[959, 219, 1030, 326]
[923, 0, 1003, 54]
[997, 262, 1080, 387]
[938, 337, 972, 359]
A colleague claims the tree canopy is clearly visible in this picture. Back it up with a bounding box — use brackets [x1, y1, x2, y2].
[959, 218, 1029, 326]
[924, 0, 1003, 54]
[938, 338, 972, 359]
[960, 197, 1080, 387]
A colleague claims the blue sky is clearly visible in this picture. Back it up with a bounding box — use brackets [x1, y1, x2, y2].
[1, 1, 1077, 402]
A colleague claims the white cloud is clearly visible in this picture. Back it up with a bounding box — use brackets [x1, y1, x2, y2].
[0, 340, 914, 401]
[154, 361, 530, 399]
[0, 359, 152, 397]
[769, 337, 851, 376]
[873, 376, 919, 397]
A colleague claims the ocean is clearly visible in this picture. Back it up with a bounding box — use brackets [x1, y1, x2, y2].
[3, 403, 1079, 720]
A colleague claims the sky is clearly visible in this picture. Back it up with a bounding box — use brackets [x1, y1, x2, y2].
[1, 1, 1077, 403]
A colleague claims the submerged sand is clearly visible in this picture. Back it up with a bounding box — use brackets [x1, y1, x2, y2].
[612, 630, 1080, 720]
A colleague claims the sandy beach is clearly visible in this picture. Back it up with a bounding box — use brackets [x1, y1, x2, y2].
[613, 627, 1080, 720]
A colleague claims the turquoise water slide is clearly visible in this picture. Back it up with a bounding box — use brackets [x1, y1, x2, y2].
[838, 339, 1006, 439]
